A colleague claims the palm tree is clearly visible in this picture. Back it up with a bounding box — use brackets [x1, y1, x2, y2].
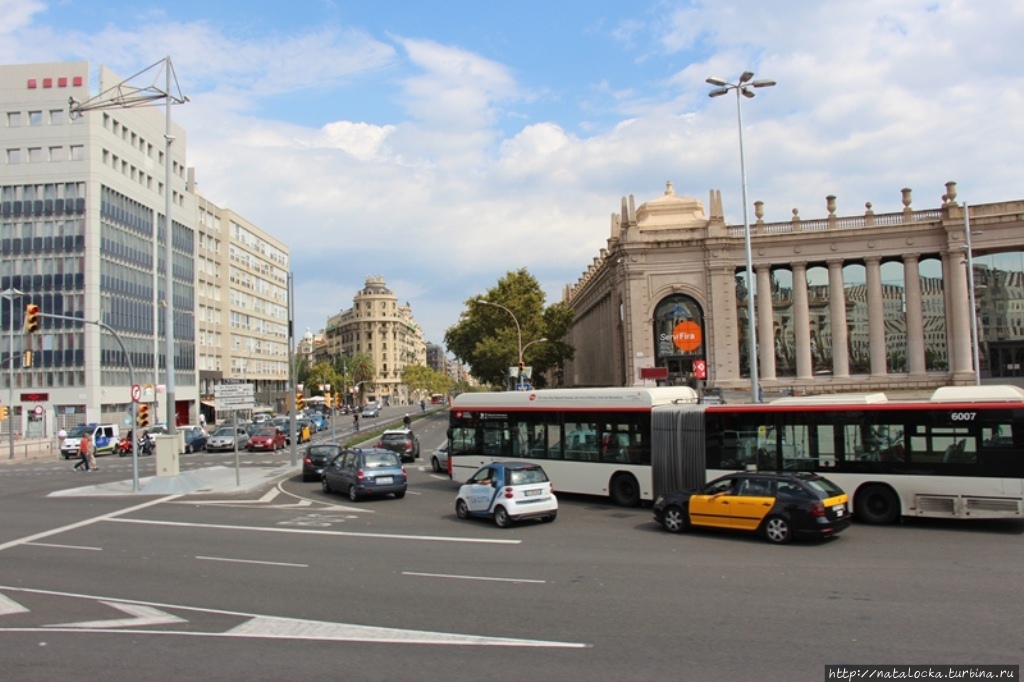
[347, 353, 375, 406]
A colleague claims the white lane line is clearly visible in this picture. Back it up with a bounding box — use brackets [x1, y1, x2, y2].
[257, 488, 280, 503]
[106, 517, 521, 544]
[24, 542, 103, 551]
[0, 593, 29, 615]
[196, 555, 308, 568]
[0, 495, 181, 553]
[49, 602, 187, 629]
[403, 571, 545, 584]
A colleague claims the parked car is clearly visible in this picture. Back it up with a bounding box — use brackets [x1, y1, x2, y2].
[247, 427, 286, 452]
[430, 441, 449, 474]
[321, 448, 407, 501]
[206, 426, 250, 452]
[302, 443, 343, 482]
[652, 471, 850, 544]
[361, 403, 380, 418]
[182, 425, 209, 454]
[455, 462, 558, 528]
[377, 428, 420, 463]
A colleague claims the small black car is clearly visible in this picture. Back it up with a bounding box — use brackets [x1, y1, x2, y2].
[653, 471, 850, 544]
[302, 443, 343, 482]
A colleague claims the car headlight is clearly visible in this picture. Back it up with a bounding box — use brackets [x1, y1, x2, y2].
[654, 496, 664, 507]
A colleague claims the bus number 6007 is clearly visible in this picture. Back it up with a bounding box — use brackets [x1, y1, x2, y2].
[950, 412, 977, 421]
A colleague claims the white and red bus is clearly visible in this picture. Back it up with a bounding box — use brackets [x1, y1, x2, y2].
[447, 387, 699, 506]
[450, 385, 1024, 523]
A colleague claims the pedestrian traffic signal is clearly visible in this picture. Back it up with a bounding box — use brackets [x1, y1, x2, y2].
[137, 403, 150, 428]
[0, 406, 7, 420]
[25, 303, 40, 333]
[295, 391, 305, 411]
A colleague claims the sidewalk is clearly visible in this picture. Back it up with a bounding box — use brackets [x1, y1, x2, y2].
[0, 437, 60, 464]
[48, 463, 298, 497]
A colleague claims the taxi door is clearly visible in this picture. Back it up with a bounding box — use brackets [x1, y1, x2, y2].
[465, 466, 501, 515]
[730, 477, 776, 530]
[688, 477, 738, 529]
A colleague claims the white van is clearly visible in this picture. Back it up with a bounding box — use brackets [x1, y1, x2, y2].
[61, 423, 120, 459]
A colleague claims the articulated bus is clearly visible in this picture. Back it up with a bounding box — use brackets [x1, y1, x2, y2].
[449, 385, 1024, 523]
[448, 387, 700, 506]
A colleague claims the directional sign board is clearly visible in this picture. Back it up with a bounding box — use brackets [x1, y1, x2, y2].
[214, 383, 255, 410]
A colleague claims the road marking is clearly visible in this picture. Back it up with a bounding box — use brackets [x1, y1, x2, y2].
[0, 495, 181, 553]
[196, 556, 308, 568]
[49, 602, 187, 629]
[403, 571, 546, 584]
[106, 517, 521, 544]
[24, 542, 102, 551]
[0, 585, 587, 647]
[0, 593, 28, 616]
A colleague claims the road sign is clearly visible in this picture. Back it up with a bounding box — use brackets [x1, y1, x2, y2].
[131, 384, 142, 402]
[33, 404, 43, 415]
[214, 396, 255, 410]
[693, 359, 707, 380]
[215, 384, 254, 398]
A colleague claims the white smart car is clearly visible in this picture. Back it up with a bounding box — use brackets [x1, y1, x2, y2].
[455, 462, 558, 527]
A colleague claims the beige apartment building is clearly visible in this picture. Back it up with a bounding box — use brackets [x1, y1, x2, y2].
[194, 191, 291, 418]
[564, 181, 1024, 396]
[323, 276, 426, 406]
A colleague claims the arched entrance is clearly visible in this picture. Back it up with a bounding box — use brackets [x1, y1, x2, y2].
[653, 294, 706, 386]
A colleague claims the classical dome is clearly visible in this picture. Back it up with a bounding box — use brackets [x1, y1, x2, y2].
[635, 181, 707, 231]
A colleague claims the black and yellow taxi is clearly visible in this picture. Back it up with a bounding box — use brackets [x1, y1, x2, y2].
[653, 471, 850, 544]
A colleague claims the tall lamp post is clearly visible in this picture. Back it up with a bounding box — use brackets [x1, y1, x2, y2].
[477, 300, 546, 390]
[964, 202, 982, 386]
[707, 71, 775, 403]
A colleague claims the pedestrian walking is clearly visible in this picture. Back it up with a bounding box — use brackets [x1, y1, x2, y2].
[199, 412, 206, 429]
[73, 433, 92, 472]
[403, 413, 412, 429]
[353, 412, 360, 431]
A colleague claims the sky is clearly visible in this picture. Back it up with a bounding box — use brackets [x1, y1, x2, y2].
[3, 0, 1023, 352]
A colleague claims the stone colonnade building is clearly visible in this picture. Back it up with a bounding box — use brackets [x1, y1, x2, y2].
[564, 180, 1024, 395]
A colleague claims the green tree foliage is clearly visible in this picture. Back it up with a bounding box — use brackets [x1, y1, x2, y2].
[402, 364, 453, 397]
[444, 268, 575, 388]
[305, 362, 340, 395]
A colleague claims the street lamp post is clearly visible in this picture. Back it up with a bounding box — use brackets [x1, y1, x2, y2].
[477, 299, 546, 390]
[2, 288, 24, 459]
[964, 202, 982, 386]
[707, 71, 775, 403]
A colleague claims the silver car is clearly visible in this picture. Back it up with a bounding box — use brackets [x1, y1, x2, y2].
[206, 426, 249, 452]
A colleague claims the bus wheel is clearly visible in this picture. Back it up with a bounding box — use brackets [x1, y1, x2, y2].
[610, 473, 640, 507]
[855, 484, 900, 525]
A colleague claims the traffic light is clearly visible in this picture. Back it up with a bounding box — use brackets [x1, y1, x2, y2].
[0, 406, 7, 420]
[137, 403, 150, 429]
[24, 303, 40, 333]
[323, 392, 332, 409]
[295, 391, 305, 411]
[23, 350, 32, 368]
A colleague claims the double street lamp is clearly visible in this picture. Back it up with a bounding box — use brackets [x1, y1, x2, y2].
[476, 300, 546, 390]
[707, 71, 775, 403]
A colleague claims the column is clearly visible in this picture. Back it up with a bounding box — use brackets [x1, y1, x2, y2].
[756, 265, 776, 380]
[828, 259, 850, 378]
[866, 257, 887, 376]
[945, 251, 974, 380]
[792, 262, 813, 379]
[903, 255, 926, 376]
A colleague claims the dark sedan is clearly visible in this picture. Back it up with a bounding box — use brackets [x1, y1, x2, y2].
[182, 426, 208, 454]
[302, 443, 343, 482]
[653, 471, 850, 544]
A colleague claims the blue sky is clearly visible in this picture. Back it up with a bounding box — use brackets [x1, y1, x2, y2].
[4, 0, 1023, 350]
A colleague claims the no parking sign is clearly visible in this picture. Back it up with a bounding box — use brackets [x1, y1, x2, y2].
[693, 359, 707, 379]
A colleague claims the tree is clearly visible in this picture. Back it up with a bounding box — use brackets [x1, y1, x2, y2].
[402, 364, 453, 400]
[444, 268, 575, 388]
[305, 362, 339, 396]
[347, 352, 375, 404]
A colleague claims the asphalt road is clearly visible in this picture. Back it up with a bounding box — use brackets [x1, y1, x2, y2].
[1, 409, 1022, 681]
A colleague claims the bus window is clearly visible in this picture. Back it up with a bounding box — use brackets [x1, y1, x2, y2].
[563, 421, 598, 461]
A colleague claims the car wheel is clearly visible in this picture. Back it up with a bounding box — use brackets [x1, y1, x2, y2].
[393, 491, 406, 499]
[763, 515, 793, 544]
[542, 511, 557, 523]
[661, 505, 689, 533]
[431, 457, 441, 473]
[609, 473, 641, 507]
[456, 498, 470, 519]
[855, 484, 900, 525]
[493, 505, 511, 528]
[321, 477, 332, 494]
[348, 485, 360, 502]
